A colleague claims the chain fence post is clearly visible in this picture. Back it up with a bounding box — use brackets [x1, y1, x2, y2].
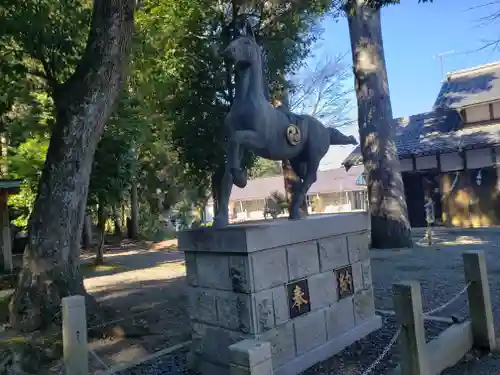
[463, 250, 496, 351]
[393, 281, 430, 375]
[62, 295, 88, 375]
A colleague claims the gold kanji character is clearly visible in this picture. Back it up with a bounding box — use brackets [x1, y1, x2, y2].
[339, 271, 353, 293]
[292, 285, 309, 310]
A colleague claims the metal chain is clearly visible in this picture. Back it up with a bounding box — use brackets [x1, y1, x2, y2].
[423, 282, 471, 317]
[360, 327, 401, 375]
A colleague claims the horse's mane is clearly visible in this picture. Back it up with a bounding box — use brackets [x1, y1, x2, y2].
[275, 105, 303, 124]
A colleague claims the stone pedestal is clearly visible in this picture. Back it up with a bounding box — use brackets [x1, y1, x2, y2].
[179, 213, 381, 375]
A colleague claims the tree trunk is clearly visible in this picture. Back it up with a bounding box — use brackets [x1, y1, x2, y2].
[95, 202, 106, 265]
[112, 206, 122, 236]
[9, 0, 135, 332]
[130, 180, 139, 239]
[282, 160, 308, 216]
[211, 167, 224, 219]
[0, 133, 8, 177]
[346, 1, 412, 249]
[275, 86, 308, 217]
[82, 213, 93, 250]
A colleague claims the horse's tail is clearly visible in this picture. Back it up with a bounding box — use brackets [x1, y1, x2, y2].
[328, 126, 357, 146]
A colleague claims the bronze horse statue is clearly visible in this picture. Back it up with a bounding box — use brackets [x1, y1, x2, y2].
[213, 23, 357, 227]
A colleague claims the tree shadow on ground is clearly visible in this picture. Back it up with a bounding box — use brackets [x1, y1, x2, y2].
[80, 249, 185, 279]
[1, 245, 189, 374]
[86, 275, 191, 372]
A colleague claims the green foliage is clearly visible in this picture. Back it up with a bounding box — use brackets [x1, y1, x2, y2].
[0, 0, 345, 237]
[0, 0, 91, 86]
[249, 158, 282, 178]
[7, 135, 49, 228]
[141, 0, 335, 192]
[264, 191, 288, 219]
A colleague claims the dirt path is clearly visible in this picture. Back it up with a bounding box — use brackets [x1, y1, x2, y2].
[82, 240, 190, 372]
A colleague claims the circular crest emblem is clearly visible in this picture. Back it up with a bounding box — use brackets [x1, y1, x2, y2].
[286, 125, 301, 146]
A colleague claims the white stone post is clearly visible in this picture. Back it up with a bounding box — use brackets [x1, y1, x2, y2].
[463, 250, 496, 351]
[229, 339, 273, 375]
[62, 295, 88, 375]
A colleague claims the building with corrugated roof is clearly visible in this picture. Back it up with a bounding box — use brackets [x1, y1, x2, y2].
[342, 61, 500, 228]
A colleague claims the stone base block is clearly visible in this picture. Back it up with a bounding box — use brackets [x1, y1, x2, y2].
[274, 316, 382, 375]
[180, 213, 379, 375]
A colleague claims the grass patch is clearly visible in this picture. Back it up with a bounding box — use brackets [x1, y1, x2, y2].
[80, 263, 125, 276]
[0, 293, 11, 324]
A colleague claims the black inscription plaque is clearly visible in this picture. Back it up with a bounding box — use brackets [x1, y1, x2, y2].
[337, 265, 354, 299]
[287, 278, 311, 319]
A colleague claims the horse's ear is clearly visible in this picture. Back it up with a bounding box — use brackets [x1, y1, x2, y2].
[245, 21, 255, 40]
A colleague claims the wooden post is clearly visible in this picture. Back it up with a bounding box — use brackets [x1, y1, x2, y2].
[463, 251, 496, 350]
[62, 296, 88, 375]
[393, 281, 429, 375]
[0, 191, 12, 272]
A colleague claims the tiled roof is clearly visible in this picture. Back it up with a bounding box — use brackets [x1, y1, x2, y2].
[230, 165, 366, 202]
[343, 62, 500, 170]
[342, 109, 461, 169]
[433, 61, 500, 109]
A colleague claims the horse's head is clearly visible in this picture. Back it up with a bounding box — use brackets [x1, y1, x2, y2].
[221, 22, 260, 69]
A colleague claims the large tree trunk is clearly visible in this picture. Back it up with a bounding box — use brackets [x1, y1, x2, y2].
[9, 0, 135, 332]
[282, 160, 308, 216]
[82, 213, 93, 250]
[275, 86, 308, 217]
[129, 179, 139, 239]
[347, 1, 412, 249]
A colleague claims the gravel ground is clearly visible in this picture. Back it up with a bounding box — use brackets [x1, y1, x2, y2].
[118, 229, 500, 375]
[116, 353, 191, 375]
[301, 315, 451, 375]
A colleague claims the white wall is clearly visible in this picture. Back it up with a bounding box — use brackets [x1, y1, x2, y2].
[415, 155, 438, 170]
[399, 158, 414, 172]
[466, 148, 493, 169]
[465, 104, 490, 123]
[441, 152, 463, 172]
[492, 101, 500, 119]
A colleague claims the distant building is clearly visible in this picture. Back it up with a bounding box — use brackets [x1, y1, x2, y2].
[343, 61, 500, 228]
[205, 166, 368, 223]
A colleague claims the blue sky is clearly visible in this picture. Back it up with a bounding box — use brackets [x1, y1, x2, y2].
[318, 0, 500, 169]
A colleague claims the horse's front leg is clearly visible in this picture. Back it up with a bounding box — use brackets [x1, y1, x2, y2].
[212, 163, 233, 228]
[213, 139, 247, 228]
[229, 130, 262, 188]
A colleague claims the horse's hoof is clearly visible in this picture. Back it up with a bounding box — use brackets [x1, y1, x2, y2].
[231, 168, 247, 188]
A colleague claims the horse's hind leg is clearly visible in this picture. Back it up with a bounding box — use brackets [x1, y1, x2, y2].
[289, 159, 319, 220]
